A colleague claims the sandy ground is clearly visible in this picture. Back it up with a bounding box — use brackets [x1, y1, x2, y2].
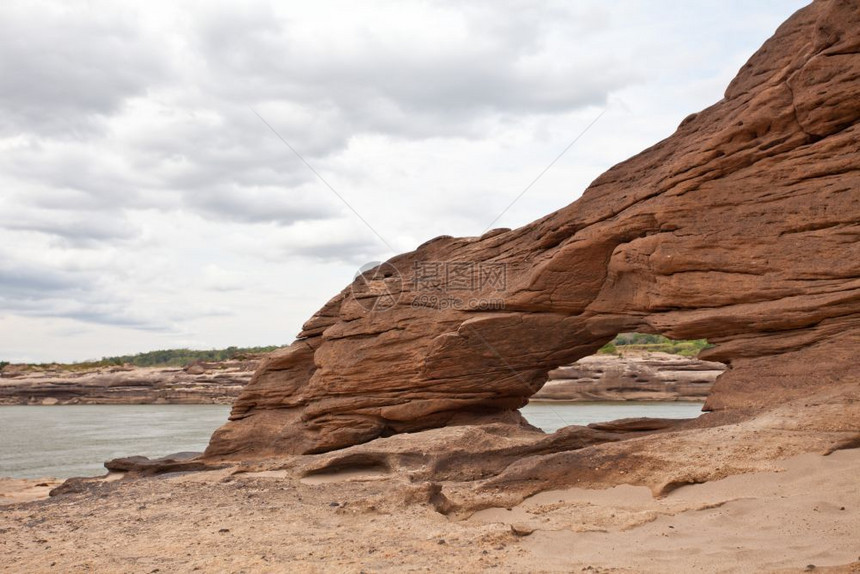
[1, 449, 858, 573]
[472, 449, 860, 572]
[0, 478, 63, 507]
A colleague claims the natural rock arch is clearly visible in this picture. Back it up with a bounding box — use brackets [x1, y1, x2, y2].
[205, 0, 860, 459]
[531, 336, 725, 404]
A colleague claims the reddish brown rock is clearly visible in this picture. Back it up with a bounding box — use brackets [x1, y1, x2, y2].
[205, 0, 860, 459]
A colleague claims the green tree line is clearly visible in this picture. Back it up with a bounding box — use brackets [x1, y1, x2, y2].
[2, 346, 284, 371]
[101, 345, 284, 367]
[599, 333, 711, 357]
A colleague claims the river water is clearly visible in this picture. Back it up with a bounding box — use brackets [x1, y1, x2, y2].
[0, 402, 703, 479]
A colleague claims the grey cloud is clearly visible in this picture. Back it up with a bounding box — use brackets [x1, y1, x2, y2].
[280, 236, 388, 265]
[0, 264, 81, 300]
[0, 5, 170, 138]
[0, 0, 638, 275]
[194, 3, 633, 139]
[0, 1, 634, 236]
[2, 141, 147, 213]
[0, 244, 242, 333]
[0, 253, 170, 331]
[183, 184, 340, 225]
[1, 108, 339, 228]
[53, 309, 169, 332]
[131, 107, 339, 191]
[0, 210, 139, 247]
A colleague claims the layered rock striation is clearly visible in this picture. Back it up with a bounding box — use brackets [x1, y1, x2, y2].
[206, 0, 860, 459]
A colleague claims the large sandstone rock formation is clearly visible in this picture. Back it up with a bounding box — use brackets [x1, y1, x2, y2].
[205, 0, 859, 459]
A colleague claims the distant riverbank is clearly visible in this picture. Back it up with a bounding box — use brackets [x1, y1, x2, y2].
[0, 361, 254, 406]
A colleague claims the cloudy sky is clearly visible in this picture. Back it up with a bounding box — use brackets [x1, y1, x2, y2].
[0, 0, 807, 363]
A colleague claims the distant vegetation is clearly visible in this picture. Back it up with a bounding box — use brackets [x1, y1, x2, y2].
[103, 346, 283, 367]
[598, 333, 711, 357]
[1, 346, 283, 371]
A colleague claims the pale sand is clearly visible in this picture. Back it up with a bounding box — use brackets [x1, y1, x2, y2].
[472, 449, 860, 573]
[0, 477, 63, 507]
[0, 450, 857, 573]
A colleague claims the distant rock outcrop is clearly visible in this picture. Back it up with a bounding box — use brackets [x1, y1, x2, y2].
[205, 0, 859, 459]
[0, 362, 255, 405]
[534, 352, 725, 402]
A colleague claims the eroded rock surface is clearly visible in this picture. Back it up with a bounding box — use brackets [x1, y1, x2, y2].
[206, 0, 860, 459]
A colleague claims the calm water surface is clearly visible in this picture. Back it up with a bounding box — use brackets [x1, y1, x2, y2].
[521, 401, 703, 434]
[0, 405, 231, 479]
[0, 402, 703, 478]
